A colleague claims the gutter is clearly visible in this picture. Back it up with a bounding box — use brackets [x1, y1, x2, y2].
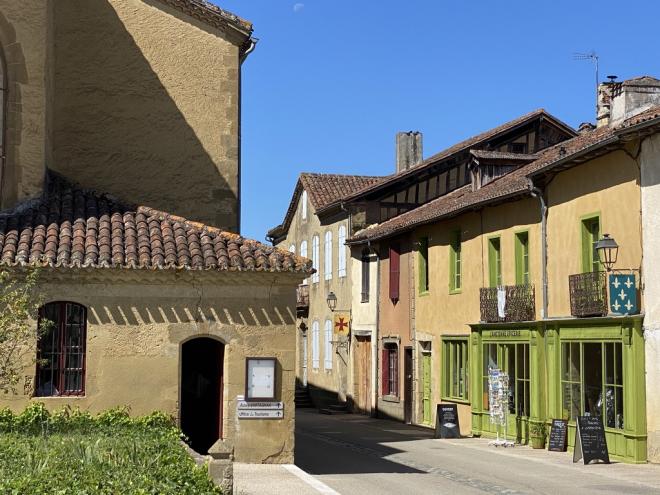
[528, 179, 548, 319]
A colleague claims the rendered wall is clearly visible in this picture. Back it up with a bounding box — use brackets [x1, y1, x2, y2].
[51, 0, 244, 231]
[276, 190, 351, 406]
[641, 133, 660, 462]
[0, 0, 49, 206]
[1, 270, 299, 464]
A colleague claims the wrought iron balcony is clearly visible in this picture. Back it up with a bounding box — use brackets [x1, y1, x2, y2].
[480, 284, 535, 323]
[569, 271, 608, 317]
[296, 284, 310, 313]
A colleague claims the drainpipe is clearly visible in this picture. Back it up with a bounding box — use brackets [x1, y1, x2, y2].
[368, 239, 380, 418]
[528, 179, 548, 319]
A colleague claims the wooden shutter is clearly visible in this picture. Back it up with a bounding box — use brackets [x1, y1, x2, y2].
[389, 245, 400, 301]
[381, 348, 389, 395]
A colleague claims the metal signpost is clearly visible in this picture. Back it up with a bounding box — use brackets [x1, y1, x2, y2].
[488, 368, 514, 448]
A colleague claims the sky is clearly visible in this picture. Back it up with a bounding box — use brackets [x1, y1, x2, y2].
[216, 0, 660, 242]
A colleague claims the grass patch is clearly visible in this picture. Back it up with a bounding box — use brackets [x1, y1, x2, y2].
[0, 404, 222, 494]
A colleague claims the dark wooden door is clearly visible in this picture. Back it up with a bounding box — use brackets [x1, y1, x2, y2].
[404, 346, 413, 424]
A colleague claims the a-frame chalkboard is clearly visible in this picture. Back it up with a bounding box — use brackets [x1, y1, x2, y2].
[548, 419, 568, 452]
[573, 416, 610, 464]
[434, 403, 460, 439]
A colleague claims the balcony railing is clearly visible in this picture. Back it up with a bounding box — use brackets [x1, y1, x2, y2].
[296, 284, 310, 311]
[480, 284, 535, 323]
[569, 271, 608, 317]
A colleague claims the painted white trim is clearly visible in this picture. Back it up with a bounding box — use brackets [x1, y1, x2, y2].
[282, 464, 341, 495]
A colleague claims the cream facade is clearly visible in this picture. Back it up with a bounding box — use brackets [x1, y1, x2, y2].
[6, 270, 300, 463]
[0, 0, 253, 231]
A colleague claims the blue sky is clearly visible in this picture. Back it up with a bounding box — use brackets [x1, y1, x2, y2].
[217, 0, 660, 241]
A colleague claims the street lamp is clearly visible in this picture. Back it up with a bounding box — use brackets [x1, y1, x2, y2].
[326, 291, 338, 312]
[595, 234, 619, 271]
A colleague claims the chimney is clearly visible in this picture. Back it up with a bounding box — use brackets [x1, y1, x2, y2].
[396, 131, 423, 173]
[596, 76, 618, 128]
[610, 76, 660, 126]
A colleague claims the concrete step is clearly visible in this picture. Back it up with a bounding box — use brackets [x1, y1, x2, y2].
[328, 403, 348, 411]
[319, 408, 349, 415]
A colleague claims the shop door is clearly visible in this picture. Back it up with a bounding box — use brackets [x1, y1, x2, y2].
[483, 342, 530, 443]
[404, 347, 413, 424]
[355, 336, 372, 414]
[422, 352, 432, 424]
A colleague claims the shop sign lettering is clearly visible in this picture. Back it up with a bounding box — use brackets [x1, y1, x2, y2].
[488, 330, 521, 338]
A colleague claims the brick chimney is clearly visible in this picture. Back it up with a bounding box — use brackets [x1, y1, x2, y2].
[396, 131, 423, 173]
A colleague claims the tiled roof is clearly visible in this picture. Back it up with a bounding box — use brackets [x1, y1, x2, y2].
[469, 150, 538, 161]
[348, 106, 660, 244]
[156, 0, 252, 36]
[341, 109, 577, 203]
[0, 172, 311, 274]
[267, 173, 383, 240]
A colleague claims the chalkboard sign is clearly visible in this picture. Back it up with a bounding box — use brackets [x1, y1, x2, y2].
[435, 403, 460, 439]
[548, 419, 568, 452]
[573, 416, 610, 464]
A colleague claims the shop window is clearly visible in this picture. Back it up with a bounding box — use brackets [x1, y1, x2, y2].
[482, 343, 529, 417]
[338, 225, 347, 278]
[361, 248, 370, 303]
[488, 237, 502, 287]
[418, 237, 429, 294]
[515, 231, 530, 285]
[449, 230, 462, 293]
[311, 235, 320, 283]
[311, 321, 320, 369]
[442, 338, 469, 401]
[382, 343, 399, 397]
[324, 319, 333, 370]
[581, 215, 601, 273]
[561, 341, 624, 429]
[389, 244, 400, 301]
[35, 302, 87, 397]
[324, 231, 333, 280]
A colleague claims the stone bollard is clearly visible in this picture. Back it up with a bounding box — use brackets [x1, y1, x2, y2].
[208, 440, 234, 493]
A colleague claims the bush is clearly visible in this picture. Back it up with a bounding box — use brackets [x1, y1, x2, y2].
[0, 404, 222, 494]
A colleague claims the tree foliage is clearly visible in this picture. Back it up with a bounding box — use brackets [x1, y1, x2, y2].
[0, 268, 49, 394]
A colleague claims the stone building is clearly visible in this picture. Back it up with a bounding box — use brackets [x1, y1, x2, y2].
[0, 0, 308, 465]
[268, 173, 381, 409]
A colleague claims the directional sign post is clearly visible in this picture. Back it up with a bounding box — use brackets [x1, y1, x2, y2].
[609, 274, 638, 315]
[237, 400, 284, 420]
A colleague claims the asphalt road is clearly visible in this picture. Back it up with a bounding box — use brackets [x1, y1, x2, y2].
[294, 409, 660, 495]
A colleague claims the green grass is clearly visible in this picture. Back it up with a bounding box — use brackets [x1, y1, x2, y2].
[0, 404, 222, 495]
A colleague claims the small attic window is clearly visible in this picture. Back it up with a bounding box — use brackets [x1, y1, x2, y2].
[301, 190, 308, 220]
[508, 142, 528, 154]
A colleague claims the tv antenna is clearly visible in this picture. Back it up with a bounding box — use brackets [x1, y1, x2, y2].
[573, 51, 599, 112]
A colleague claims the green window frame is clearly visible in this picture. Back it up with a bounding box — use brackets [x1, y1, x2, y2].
[482, 342, 529, 417]
[561, 341, 624, 429]
[418, 237, 429, 294]
[442, 337, 469, 401]
[449, 230, 462, 293]
[488, 236, 502, 287]
[581, 214, 601, 273]
[515, 231, 530, 285]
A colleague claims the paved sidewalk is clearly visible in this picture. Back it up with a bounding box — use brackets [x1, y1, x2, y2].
[234, 463, 339, 495]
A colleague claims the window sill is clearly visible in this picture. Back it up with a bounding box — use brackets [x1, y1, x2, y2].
[32, 395, 85, 399]
[449, 289, 462, 295]
[418, 291, 430, 298]
[441, 396, 470, 405]
[381, 395, 400, 403]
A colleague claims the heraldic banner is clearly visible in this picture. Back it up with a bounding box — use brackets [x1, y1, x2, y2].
[333, 312, 350, 336]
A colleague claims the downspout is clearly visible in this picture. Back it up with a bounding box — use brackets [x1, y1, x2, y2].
[368, 239, 380, 418]
[237, 37, 257, 233]
[528, 179, 548, 319]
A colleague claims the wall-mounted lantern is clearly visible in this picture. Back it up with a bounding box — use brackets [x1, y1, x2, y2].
[595, 234, 619, 271]
[326, 291, 338, 312]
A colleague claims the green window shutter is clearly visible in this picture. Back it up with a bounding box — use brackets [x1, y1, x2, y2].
[581, 216, 601, 273]
[488, 237, 501, 287]
[515, 232, 530, 285]
[418, 237, 429, 293]
[441, 337, 469, 401]
[449, 230, 462, 292]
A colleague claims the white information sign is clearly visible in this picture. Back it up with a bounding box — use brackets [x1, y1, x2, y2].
[238, 409, 284, 419]
[246, 358, 276, 400]
[238, 401, 283, 410]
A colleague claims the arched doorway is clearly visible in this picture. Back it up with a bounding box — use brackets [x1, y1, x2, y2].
[180, 337, 224, 454]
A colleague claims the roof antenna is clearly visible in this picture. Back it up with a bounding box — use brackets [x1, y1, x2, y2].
[573, 51, 599, 114]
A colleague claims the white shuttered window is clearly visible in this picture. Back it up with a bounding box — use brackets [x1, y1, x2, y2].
[312, 321, 319, 369]
[324, 231, 333, 280]
[300, 240, 308, 285]
[324, 319, 333, 370]
[301, 190, 308, 220]
[312, 236, 320, 283]
[338, 225, 347, 277]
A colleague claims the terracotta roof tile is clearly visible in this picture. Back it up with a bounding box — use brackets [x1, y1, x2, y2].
[348, 106, 660, 244]
[0, 172, 311, 274]
[155, 0, 253, 35]
[267, 173, 383, 240]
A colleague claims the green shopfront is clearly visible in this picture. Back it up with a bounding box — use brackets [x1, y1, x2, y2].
[470, 316, 647, 463]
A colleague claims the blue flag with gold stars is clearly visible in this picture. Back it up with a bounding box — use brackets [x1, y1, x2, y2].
[609, 274, 638, 315]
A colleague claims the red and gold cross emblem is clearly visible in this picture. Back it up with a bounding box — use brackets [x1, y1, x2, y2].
[333, 312, 350, 335]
